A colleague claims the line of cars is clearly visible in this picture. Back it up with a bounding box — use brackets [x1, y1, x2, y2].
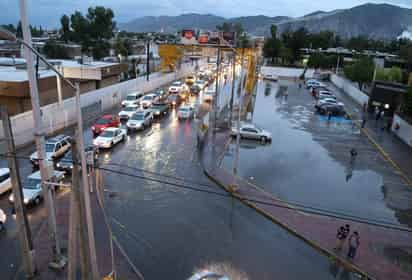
[306, 79, 346, 116]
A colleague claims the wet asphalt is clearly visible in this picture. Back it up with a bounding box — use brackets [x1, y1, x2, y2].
[0, 74, 345, 279]
[222, 79, 412, 229]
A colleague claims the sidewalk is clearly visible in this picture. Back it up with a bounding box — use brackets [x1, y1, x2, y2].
[14, 189, 136, 279]
[200, 111, 412, 280]
[327, 82, 412, 186]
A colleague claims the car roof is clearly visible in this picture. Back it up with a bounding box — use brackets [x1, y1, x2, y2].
[145, 94, 156, 97]
[124, 104, 139, 108]
[0, 168, 10, 176]
[48, 134, 70, 143]
[127, 92, 142, 96]
[179, 105, 192, 109]
[101, 114, 114, 119]
[104, 127, 119, 132]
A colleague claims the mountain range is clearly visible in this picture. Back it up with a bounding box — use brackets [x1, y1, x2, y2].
[119, 3, 412, 40]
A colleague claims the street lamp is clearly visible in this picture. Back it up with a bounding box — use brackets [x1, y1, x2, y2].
[0, 22, 99, 278]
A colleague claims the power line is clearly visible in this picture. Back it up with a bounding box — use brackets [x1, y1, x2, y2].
[1, 152, 412, 234]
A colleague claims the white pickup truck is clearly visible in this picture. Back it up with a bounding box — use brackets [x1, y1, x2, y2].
[9, 170, 65, 207]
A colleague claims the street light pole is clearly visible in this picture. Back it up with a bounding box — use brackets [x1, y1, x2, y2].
[212, 47, 221, 131]
[229, 51, 236, 125]
[233, 48, 245, 175]
[19, 0, 64, 266]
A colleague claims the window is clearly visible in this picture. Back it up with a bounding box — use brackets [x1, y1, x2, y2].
[55, 143, 61, 151]
[0, 173, 10, 183]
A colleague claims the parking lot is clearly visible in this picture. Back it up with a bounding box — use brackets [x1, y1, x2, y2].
[222, 77, 412, 228]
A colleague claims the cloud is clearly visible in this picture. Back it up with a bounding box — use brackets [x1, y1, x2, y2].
[1, 0, 411, 27]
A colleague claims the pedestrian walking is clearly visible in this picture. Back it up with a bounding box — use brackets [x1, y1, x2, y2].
[361, 114, 367, 128]
[334, 226, 347, 251]
[347, 231, 360, 260]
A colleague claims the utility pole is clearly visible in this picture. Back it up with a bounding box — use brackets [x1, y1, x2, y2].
[146, 39, 150, 81]
[233, 48, 245, 175]
[68, 138, 90, 280]
[19, 0, 64, 267]
[74, 83, 100, 279]
[0, 106, 36, 278]
[212, 47, 221, 131]
[229, 51, 237, 126]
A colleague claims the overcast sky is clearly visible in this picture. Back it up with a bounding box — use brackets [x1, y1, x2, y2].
[1, 0, 412, 27]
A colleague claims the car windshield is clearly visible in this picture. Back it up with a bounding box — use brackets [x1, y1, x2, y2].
[100, 130, 115, 137]
[143, 95, 153, 100]
[172, 82, 181, 86]
[96, 118, 110, 125]
[126, 95, 136, 100]
[25, 178, 41, 190]
[45, 143, 55, 153]
[179, 108, 189, 112]
[124, 107, 136, 111]
[153, 103, 165, 107]
[131, 114, 144, 120]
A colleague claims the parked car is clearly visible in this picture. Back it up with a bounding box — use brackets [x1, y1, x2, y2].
[306, 80, 325, 89]
[9, 170, 65, 207]
[0, 168, 11, 195]
[92, 115, 120, 137]
[231, 123, 272, 142]
[151, 101, 170, 117]
[126, 111, 153, 131]
[194, 79, 207, 90]
[140, 94, 157, 109]
[0, 209, 6, 231]
[316, 98, 344, 108]
[177, 105, 195, 120]
[167, 94, 182, 108]
[317, 103, 346, 116]
[185, 75, 196, 85]
[30, 135, 71, 168]
[118, 104, 139, 120]
[154, 88, 167, 100]
[203, 88, 215, 102]
[168, 81, 186, 94]
[121, 91, 144, 107]
[55, 146, 98, 173]
[93, 127, 126, 149]
[262, 73, 279, 81]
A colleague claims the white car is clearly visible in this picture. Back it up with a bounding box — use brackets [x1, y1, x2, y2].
[168, 81, 187, 94]
[140, 94, 157, 109]
[9, 170, 65, 207]
[126, 111, 153, 131]
[118, 104, 139, 120]
[318, 90, 333, 96]
[93, 127, 126, 149]
[307, 81, 325, 89]
[177, 105, 194, 119]
[316, 98, 344, 108]
[30, 135, 71, 167]
[319, 93, 336, 100]
[0, 168, 11, 195]
[203, 88, 215, 102]
[262, 73, 278, 81]
[121, 92, 144, 107]
[0, 209, 6, 231]
[231, 123, 272, 142]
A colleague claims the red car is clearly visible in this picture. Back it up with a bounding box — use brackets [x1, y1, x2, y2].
[91, 115, 120, 137]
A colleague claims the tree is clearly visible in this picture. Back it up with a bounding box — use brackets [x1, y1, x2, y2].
[262, 25, 282, 64]
[64, 6, 115, 59]
[307, 53, 337, 69]
[43, 40, 69, 59]
[1, 24, 16, 34]
[402, 87, 412, 117]
[375, 67, 403, 83]
[344, 56, 375, 90]
[279, 46, 293, 65]
[60, 15, 71, 42]
[114, 38, 132, 58]
[282, 27, 308, 63]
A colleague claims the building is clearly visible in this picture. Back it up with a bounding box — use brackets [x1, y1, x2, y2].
[0, 57, 127, 115]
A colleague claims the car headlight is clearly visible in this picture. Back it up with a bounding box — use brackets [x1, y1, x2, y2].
[24, 198, 29, 204]
[92, 126, 95, 130]
[101, 127, 106, 131]
[56, 163, 61, 167]
[155, 112, 160, 115]
[9, 195, 14, 203]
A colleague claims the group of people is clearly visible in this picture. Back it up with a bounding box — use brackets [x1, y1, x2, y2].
[334, 224, 360, 260]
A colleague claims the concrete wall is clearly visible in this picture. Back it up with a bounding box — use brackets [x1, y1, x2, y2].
[260, 66, 315, 79]
[1, 62, 198, 147]
[392, 114, 412, 147]
[330, 74, 369, 106]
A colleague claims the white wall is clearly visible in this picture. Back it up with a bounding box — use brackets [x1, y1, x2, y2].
[2, 62, 199, 147]
[330, 74, 369, 106]
[260, 66, 315, 79]
[392, 114, 412, 148]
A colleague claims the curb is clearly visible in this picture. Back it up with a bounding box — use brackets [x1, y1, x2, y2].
[202, 165, 374, 280]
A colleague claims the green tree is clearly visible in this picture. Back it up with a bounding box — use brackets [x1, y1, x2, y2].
[279, 46, 294, 65]
[114, 38, 132, 58]
[263, 25, 282, 63]
[282, 27, 308, 63]
[344, 56, 375, 90]
[60, 15, 71, 42]
[43, 40, 69, 59]
[1, 24, 16, 34]
[402, 87, 412, 117]
[307, 53, 337, 69]
[388, 67, 403, 83]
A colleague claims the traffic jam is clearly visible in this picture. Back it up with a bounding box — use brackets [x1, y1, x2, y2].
[0, 65, 221, 230]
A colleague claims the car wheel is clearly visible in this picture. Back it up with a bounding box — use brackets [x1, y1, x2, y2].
[0, 222, 4, 232]
[122, 135, 125, 142]
[34, 197, 41, 205]
[110, 141, 114, 148]
[261, 136, 267, 142]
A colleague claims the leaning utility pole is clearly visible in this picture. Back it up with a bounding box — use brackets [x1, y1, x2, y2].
[19, 0, 63, 266]
[68, 138, 90, 280]
[74, 83, 100, 279]
[0, 106, 36, 278]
